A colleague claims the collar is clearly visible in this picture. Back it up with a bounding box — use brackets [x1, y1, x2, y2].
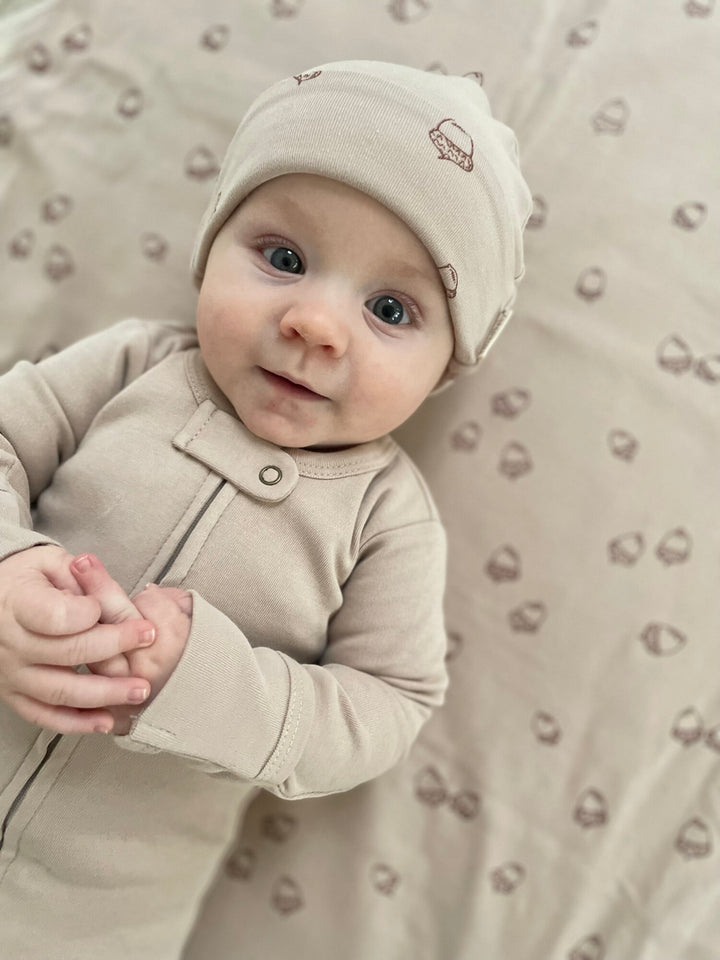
[172, 350, 399, 502]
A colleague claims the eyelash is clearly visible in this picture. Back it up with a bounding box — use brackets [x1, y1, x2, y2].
[251, 235, 423, 328]
[253, 234, 301, 263]
[374, 293, 423, 328]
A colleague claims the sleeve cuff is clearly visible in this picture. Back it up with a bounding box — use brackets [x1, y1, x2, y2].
[122, 592, 313, 781]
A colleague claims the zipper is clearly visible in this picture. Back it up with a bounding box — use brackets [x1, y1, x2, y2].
[155, 478, 225, 583]
[0, 477, 227, 854]
[0, 733, 61, 853]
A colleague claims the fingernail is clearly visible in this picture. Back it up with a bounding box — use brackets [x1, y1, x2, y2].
[138, 627, 156, 646]
[94, 723, 112, 734]
[127, 687, 149, 704]
[73, 554, 91, 572]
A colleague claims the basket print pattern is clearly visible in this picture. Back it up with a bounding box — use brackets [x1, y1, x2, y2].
[429, 118, 474, 171]
[1, 3, 718, 959]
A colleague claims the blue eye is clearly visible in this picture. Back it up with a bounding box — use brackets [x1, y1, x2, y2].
[366, 295, 410, 326]
[262, 246, 304, 274]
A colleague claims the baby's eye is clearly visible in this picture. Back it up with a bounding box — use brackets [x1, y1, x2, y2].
[262, 246, 304, 274]
[366, 295, 411, 326]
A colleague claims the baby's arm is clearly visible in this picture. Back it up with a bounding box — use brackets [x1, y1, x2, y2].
[97, 518, 448, 797]
[0, 545, 157, 733]
[0, 319, 199, 734]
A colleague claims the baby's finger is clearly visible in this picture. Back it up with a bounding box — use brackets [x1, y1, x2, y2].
[70, 554, 142, 624]
[69, 555, 141, 678]
[86, 655, 132, 678]
[132, 586, 192, 632]
[25, 619, 156, 668]
[128, 587, 191, 680]
[135, 585, 193, 617]
[4, 690, 117, 735]
[175, 593, 193, 617]
[13, 665, 150, 710]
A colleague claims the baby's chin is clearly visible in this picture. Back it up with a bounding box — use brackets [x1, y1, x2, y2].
[241, 420, 342, 451]
[238, 407, 384, 451]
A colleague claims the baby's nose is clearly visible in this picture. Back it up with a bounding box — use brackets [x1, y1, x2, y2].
[279, 300, 349, 356]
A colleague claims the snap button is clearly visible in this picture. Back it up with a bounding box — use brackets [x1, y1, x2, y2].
[259, 465, 283, 486]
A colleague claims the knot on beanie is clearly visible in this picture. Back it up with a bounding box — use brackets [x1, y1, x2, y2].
[191, 61, 533, 384]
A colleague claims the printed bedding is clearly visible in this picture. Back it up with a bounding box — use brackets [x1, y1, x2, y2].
[1, 1, 718, 957]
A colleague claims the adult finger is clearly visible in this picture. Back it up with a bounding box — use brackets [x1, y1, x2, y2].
[22, 619, 156, 668]
[12, 665, 150, 710]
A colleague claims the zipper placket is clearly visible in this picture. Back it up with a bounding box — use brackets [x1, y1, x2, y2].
[154, 478, 225, 583]
[0, 734, 61, 852]
[0, 477, 227, 854]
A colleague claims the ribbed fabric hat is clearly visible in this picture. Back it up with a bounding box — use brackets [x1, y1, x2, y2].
[191, 61, 532, 385]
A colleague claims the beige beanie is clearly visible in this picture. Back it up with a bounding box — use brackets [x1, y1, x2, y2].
[191, 61, 533, 384]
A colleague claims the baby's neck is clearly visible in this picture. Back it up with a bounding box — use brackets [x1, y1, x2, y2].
[304, 443, 353, 452]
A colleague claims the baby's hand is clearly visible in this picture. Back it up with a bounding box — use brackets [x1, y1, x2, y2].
[0, 545, 157, 733]
[70, 554, 192, 735]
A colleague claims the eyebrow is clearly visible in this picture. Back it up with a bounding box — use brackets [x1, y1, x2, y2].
[243, 192, 442, 297]
[381, 259, 436, 288]
[247, 191, 309, 227]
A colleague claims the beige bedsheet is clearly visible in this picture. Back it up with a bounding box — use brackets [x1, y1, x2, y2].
[1, 1, 718, 957]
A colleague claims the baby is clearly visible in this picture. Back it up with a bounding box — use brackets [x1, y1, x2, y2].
[0, 61, 530, 958]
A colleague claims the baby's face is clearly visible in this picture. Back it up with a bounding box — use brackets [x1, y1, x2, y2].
[196, 173, 453, 449]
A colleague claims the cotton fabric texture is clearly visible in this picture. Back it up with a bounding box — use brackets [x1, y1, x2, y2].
[191, 60, 533, 384]
[0, 319, 448, 959]
[1, 3, 718, 958]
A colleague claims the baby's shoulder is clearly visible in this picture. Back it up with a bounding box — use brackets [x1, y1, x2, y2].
[363, 442, 443, 532]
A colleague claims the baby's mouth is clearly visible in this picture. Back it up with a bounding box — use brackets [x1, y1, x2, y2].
[260, 368, 327, 400]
